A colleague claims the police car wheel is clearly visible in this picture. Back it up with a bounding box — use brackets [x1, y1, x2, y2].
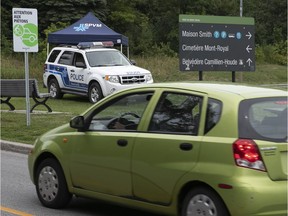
[89, 82, 103, 103]
[48, 79, 63, 99]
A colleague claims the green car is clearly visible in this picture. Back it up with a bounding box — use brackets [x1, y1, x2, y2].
[28, 83, 287, 216]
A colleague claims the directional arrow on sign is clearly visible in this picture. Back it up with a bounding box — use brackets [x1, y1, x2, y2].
[246, 45, 252, 53]
[245, 32, 252, 39]
[246, 58, 252, 66]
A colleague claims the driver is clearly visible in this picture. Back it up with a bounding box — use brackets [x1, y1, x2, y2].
[113, 120, 126, 129]
[113, 117, 132, 129]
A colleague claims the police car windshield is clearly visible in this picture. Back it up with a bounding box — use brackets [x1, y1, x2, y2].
[86, 50, 131, 67]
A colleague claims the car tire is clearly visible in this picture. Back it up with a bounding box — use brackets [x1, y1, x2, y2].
[88, 82, 103, 103]
[181, 187, 229, 216]
[35, 158, 72, 209]
[48, 78, 63, 99]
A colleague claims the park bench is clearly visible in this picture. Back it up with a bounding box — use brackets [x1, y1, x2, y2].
[0, 79, 52, 113]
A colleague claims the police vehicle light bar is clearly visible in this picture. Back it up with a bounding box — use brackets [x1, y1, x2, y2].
[77, 41, 114, 49]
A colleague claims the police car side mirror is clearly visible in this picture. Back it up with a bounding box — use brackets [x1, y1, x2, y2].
[130, 60, 137, 65]
[75, 61, 86, 68]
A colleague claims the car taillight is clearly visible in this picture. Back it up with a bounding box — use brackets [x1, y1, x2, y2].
[233, 139, 266, 171]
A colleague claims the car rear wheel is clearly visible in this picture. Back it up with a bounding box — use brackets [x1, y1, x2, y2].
[48, 78, 63, 99]
[88, 82, 103, 103]
[36, 158, 72, 209]
[181, 187, 229, 216]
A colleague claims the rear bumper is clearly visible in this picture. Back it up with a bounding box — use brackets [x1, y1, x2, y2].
[219, 177, 287, 216]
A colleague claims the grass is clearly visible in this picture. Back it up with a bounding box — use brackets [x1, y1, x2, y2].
[1, 54, 287, 144]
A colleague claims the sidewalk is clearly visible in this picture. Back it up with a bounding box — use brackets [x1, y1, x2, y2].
[0, 140, 32, 154]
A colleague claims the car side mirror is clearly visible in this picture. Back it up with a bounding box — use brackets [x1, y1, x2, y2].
[70, 116, 85, 130]
[75, 61, 86, 68]
[130, 59, 136, 65]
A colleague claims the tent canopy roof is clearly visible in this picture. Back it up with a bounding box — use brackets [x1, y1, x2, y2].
[48, 12, 128, 46]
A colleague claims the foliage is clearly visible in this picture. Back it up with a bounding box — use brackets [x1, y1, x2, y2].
[1, 0, 287, 63]
[243, 0, 287, 45]
[260, 41, 288, 66]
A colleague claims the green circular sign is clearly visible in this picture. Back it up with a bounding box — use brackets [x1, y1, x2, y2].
[13, 23, 38, 47]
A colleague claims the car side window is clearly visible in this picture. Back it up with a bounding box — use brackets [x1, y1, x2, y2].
[204, 98, 222, 134]
[148, 92, 202, 135]
[47, 50, 61, 63]
[58, 51, 74, 65]
[73, 52, 86, 67]
[88, 92, 153, 131]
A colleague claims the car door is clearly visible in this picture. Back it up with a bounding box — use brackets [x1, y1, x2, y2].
[70, 52, 88, 92]
[132, 90, 206, 205]
[69, 91, 153, 196]
[57, 50, 75, 89]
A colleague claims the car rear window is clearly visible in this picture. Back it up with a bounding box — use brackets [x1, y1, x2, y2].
[205, 98, 222, 134]
[239, 97, 287, 142]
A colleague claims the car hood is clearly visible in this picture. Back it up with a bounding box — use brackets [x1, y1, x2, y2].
[90, 65, 151, 75]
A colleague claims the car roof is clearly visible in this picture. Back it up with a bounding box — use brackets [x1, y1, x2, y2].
[136, 82, 287, 99]
[52, 46, 117, 53]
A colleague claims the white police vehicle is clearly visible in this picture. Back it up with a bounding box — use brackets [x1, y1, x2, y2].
[44, 42, 153, 103]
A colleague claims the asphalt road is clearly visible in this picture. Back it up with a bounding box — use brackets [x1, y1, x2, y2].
[1, 150, 165, 216]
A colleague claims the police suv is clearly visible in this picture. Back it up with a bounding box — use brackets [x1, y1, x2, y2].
[44, 42, 153, 103]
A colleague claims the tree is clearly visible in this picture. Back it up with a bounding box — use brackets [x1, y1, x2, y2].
[106, 0, 153, 55]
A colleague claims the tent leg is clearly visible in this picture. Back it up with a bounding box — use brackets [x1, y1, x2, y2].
[127, 47, 129, 59]
[47, 43, 49, 58]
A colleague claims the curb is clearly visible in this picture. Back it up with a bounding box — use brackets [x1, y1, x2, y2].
[0, 140, 32, 154]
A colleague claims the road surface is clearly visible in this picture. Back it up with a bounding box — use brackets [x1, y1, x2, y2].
[1, 150, 164, 216]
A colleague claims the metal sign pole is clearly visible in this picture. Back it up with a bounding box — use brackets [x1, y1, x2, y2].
[12, 8, 38, 126]
[25, 52, 31, 126]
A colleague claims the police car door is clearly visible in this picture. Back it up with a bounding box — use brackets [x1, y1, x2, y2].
[57, 51, 75, 90]
[70, 52, 88, 93]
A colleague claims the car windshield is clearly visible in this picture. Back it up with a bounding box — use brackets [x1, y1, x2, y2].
[239, 97, 288, 142]
[86, 50, 131, 67]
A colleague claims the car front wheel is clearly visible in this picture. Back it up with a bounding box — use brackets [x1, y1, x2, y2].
[88, 82, 103, 103]
[36, 158, 72, 209]
[181, 187, 229, 216]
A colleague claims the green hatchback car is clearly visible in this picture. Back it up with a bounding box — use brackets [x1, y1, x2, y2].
[28, 83, 287, 216]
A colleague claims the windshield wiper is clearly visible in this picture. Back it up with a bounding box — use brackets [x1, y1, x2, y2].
[111, 64, 124, 66]
[93, 64, 124, 67]
[93, 64, 107, 67]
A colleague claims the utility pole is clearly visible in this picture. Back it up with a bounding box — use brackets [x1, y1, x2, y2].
[239, 0, 243, 82]
[240, 0, 243, 17]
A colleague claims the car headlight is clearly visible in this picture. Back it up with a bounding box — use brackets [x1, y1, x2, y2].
[146, 74, 153, 82]
[105, 75, 119, 83]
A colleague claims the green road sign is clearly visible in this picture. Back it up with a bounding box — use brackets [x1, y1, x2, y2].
[179, 15, 255, 72]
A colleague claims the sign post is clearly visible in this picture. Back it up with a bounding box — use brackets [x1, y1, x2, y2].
[12, 8, 38, 126]
[179, 15, 255, 81]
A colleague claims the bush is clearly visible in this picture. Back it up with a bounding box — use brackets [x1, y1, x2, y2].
[255, 45, 265, 63]
[261, 42, 287, 65]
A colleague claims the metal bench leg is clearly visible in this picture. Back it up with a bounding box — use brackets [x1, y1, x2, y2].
[0, 97, 15, 111]
[31, 96, 52, 113]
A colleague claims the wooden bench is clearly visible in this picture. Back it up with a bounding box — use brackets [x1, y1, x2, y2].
[0, 79, 52, 113]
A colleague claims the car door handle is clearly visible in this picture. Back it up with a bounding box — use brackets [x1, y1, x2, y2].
[179, 143, 193, 151]
[117, 139, 128, 147]
[70, 70, 75, 72]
